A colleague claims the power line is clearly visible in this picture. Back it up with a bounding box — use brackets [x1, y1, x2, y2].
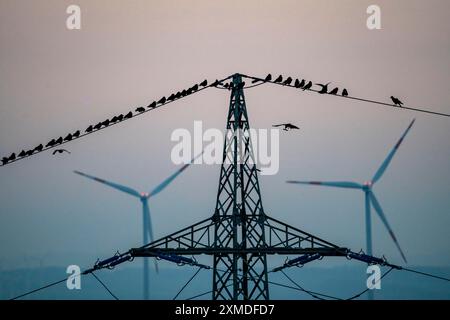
[240, 74, 450, 118]
[346, 267, 394, 300]
[91, 272, 119, 300]
[401, 267, 450, 283]
[173, 267, 203, 300]
[279, 270, 341, 300]
[10, 275, 70, 300]
[0, 75, 233, 168]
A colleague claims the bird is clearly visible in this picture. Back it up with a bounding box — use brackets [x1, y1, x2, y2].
[52, 149, 71, 155]
[116, 114, 124, 121]
[299, 79, 306, 88]
[175, 92, 181, 99]
[272, 123, 300, 131]
[93, 122, 102, 130]
[1, 157, 9, 165]
[264, 74, 272, 82]
[64, 133, 73, 142]
[85, 125, 93, 133]
[34, 144, 43, 152]
[73, 130, 80, 138]
[211, 80, 220, 87]
[274, 75, 283, 83]
[18, 150, 26, 157]
[158, 97, 166, 104]
[391, 96, 403, 107]
[191, 84, 199, 91]
[294, 79, 301, 88]
[110, 116, 118, 123]
[55, 137, 63, 144]
[342, 88, 349, 97]
[46, 139, 56, 147]
[283, 77, 293, 86]
[102, 119, 110, 127]
[186, 88, 193, 95]
[316, 82, 331, 94]
[224, 83, 230, 89]
[25, 150, 34, 156]
[124, 111, 133, 119]
[167, 94, 175, 101]
[8, 153, 16, 161]
[303, 81, 312, 90]
[329, 87, 339, 95]
[135, 107, 145, 113]
[200, 79, 208, 87]
[148, 101, 156, 109]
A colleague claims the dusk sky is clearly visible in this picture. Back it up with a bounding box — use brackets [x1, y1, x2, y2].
[0, 0, 449, 294]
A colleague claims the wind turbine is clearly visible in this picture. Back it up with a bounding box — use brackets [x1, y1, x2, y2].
[287, 119, 415, 264]
[74, 152, 202, 300]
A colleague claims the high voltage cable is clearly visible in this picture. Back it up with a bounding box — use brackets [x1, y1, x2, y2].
[173, 267, 203, 300]
[346, 267, 395, 300]
[91, 272, 119, 300]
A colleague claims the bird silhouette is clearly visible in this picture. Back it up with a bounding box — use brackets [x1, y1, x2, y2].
[52, 149, 71, 155]
[18, 150, 26, 157]
[46, 139, 56, 147]
[191, 84, 199, 91]
[329, 87, 339, 95]
[116, 114, 124, 121]
[224, 83, 230, 89]
[25, 150, 34, 156]
[110, 116, 118, 123]
[85, 125, 93, 133]
[175, 92, 181, 99]
[303, 81, 312, 90]
[168, 94, 175, 101]
[1, 157, 8, 165]
[186, 88, 193, 95]
[283, 77, 293, 86]
[102, 119, 110, 127]
[55, 137, 63, 144]
[316, 82, 331, 94]
[64, 133, 73, 142]
[274, 75, 283, 83]
[299, 79, 306, 88]
[73, 130, 80, 138]
[124, 111, 133, 119]
[158, 97, 166, 104]
[200, 79, 208, 87]
[148, 101, 157, 109]
[34, 144, 43, 152]
[391, 96, 403, 107]
[294, 79, 301, 88]
[211, 80, 221, 87]
[93, 122, 102, 130]
[8, 153, 16, 161]
[135, 107, 145, 113]
[264, 74, 272, 82]
[272, 123, 300, 131]
[342, 88, 349, 97]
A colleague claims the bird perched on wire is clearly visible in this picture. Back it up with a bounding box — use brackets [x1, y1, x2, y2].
[264, 74, 272, 82]
[158, 97, 166, 104]
[64, 133, 73, 142]
[46, 139, 56, 147]
[135, 107, 145, 113]
[85, 125, 93, 133]
[52, 149, 71, 155]
[124, 111, 133, 119]
[272, 123, 300, 131]
[274, 75, 283, 83]
[18, 150, 26, 157]
[283, 77, 293, 86]
[200, 79, 208, 87]
[329, 87, 339, 95]
[1, 157, 9, 165]
[148, 101, 157, 109]
[302, 81, 312, 91]
[316, 82, 331, 94]
[342, 88, 349, 97]
[34, 144, 43, 152]
[73, 130, 80, 138]
[391, 96, 403, 107]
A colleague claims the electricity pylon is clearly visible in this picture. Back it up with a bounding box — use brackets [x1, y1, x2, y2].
[130, 73, 348, 300]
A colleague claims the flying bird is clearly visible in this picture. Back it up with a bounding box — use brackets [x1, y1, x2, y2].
[274, 75, 283, 83]
[342, 89, 349, 97]
[46, 139, 56, 147]
[391, 96, 403, 107]
[264, 74, 272, 82]
[135, 107, 145, 113]
[85, 125, 93, 133]
[272, 123, 300, 131]
[303, 81, 312, 90]
[283, 77, 293, 86]
[316, 82, 331, 94]
[200, 79, 208, 87]
[53, 149, 71, 155]
[329, 87, 339, 95]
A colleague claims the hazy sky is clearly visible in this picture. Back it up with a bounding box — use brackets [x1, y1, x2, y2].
[0, 0, 449, 275]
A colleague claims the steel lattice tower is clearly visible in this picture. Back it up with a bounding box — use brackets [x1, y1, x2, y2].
[130, 73, 347, 300]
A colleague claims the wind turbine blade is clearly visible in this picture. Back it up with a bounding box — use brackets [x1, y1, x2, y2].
[143, 200, 159, 273]
[148, 152, 203, 198]
[372, 119, 415, 184]
[74, 170, 141, 198]
[368, 191, 407, 263]
[286, 180, 363, 189]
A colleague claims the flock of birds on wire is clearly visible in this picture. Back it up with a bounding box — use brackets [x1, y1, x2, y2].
[0, 73, 405, 166]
